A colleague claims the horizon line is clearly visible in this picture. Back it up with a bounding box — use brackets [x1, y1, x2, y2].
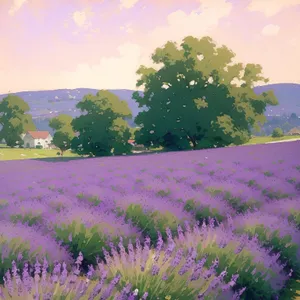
[1, 82, 300, 95]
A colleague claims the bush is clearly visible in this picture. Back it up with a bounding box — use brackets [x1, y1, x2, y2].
[236, 224, 300, 278]
[53, 221, 115, 269]
[183, 199, 225, 224]
[272, 128, 284, 138]
[0, 224, 72, 284]
[98, 233, 244, 299]
[35, 145, 43, 149]
[125, 204, 180, 242]
[0, 254, 131, 299]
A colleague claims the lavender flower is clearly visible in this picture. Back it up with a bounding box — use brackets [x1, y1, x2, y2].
[151, 265, 160, 275]
[99, 273, 121, 299]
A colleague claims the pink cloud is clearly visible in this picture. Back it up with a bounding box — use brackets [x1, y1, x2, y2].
[0, 0, 299, 93]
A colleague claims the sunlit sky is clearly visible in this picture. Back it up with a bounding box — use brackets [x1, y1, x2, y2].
[1, 0, 300, 93]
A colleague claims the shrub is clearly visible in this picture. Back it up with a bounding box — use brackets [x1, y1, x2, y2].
[125, 204, 180, 242]
[272, 128, 284, 138]
[288, 209, 300, 229]
[0, 254, 140, 299]
[53, 221, 118, 270]
[0, 221, 72, 284]
[183, 199, 224, 224]
[174, 221, 289, 299]
[235, 224, 300, 278]
[97, 233, 244, 299]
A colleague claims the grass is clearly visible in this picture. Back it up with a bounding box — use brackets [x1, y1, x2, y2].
[245, 135, 300, 144]
[0, 146, 78, 161]
[0, 135, 299, 161]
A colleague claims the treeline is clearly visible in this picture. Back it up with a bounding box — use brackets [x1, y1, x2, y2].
[0, 35, 279, 156]
[253, 113, 300, 136]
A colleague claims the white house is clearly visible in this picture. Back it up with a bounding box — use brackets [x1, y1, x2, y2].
[22, 131, 53, 149]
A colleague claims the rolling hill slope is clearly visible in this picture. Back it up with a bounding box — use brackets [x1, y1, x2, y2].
[0, 83, 299, 134]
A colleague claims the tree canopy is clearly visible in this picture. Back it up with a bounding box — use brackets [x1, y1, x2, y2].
[272, 127, 284, 138]
[71, 90, 133, 156]
[0, 95, 36, 147]
[133, 36, 278, 150]
[49, 114, 75, 155]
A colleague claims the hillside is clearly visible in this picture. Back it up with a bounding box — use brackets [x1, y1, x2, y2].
[0, 83, 299, 134]
[254, 83, 300, 116]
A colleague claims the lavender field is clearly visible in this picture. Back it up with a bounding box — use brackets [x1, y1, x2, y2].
[0, 142, 299, 299]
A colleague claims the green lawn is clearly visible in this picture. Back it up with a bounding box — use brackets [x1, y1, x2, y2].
[245, 135, 300, 144]
[0, 147, 79, 161]
[0, 135, 299, 161]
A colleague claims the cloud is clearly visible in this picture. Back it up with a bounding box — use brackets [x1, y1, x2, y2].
[0, 43, 143, 93]
[57, 43, 142, 90]
[120, 23, 134, 33]
[148, 0, 232, 48]
[247, 0, 300, 17]
[72, 8, 94, 28]
[8, 0, 27, 16]
[120, 0, 139, 9]
[261, 24, 280, 36]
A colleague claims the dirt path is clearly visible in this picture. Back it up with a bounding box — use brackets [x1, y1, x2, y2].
[265, 138, 300, 144]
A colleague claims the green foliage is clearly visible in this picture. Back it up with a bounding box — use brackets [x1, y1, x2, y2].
[54, 221, 116, 268]
[262, 188, 290, 200]
[272, 127, 284, 138]
[204, 187, 261, 213]
[235, 224, 300, 278]
[133, 36, 278, 151]
[129, 127, 139, 139]
[0, 95, 36, 147]
[35, 145, 43, 149]
[76, 193, 102, 206]
[279, 278, 300, 299]
[183, 199, 224, 223]
[0, 236, 53, 284]
[288, 209, 300, 229]
[10, 212, 43, 226]
[105, 248, 219, 299]
[0, 199, 8, 209]
[125, 204, 180, 242]
[71, 90, 133, 157]
[49, 114, 73, 131]
[195, 241, 276, 299]
[263, 171, 274, 177]
[49, 114, 75, 155]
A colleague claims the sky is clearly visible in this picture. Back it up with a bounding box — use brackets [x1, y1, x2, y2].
[0, 0, 300, 93]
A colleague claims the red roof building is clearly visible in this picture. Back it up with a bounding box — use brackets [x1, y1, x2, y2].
[27, 131, 51, 139]
[22, 131, 53, 148]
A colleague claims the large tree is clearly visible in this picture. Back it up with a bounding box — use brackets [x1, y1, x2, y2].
[0, 95, 36, 147]
[49, 114, 75, 156]
[71, 90, 133, 156]
[133, 36, 278, 150]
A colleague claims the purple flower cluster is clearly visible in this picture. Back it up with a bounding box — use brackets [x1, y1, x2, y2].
[0, 141, 299, 298]
[94, 229, 245, 299]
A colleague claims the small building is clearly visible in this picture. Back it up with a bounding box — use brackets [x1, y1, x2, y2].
[22, 131, 53, 149]
[128, 139, 146, 152]
[287, 127, 300, 136]
[128, 139, 136, 146]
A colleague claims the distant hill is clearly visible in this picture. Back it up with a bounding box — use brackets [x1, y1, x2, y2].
[0, 83, 299, 134]
[253, 83, 300, 116]
[0, 89, 144, 134]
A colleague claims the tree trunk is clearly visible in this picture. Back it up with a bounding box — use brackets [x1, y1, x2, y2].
[187, 135, 197, 149]
[181, 129, 197, 149]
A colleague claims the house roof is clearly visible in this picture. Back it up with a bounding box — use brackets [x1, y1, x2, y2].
[27, 131, 51, 139]
[288, 127, 300, 134]
[128, 139, 135, 144]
